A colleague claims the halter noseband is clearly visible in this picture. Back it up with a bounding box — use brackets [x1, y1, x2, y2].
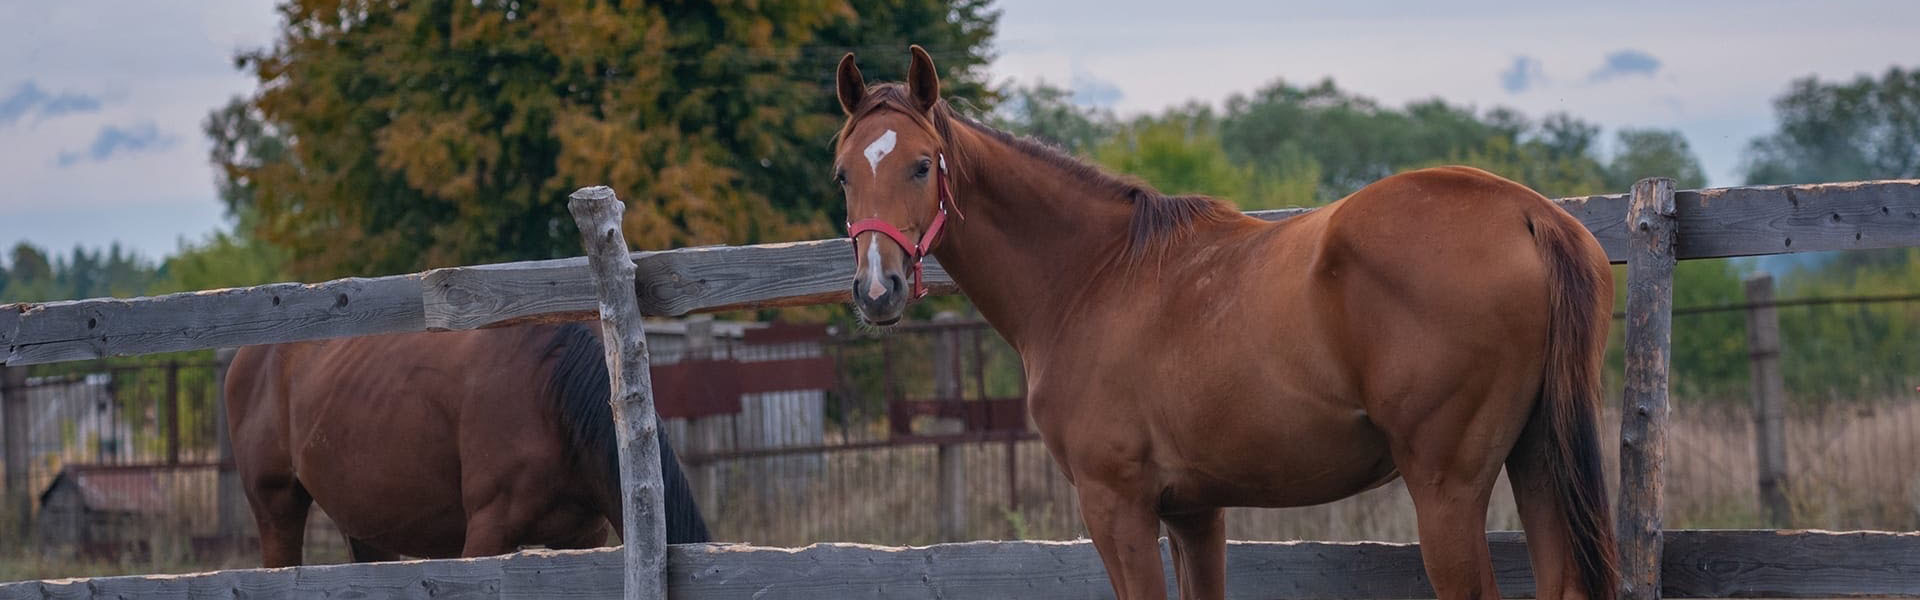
[847, 154, 959, 300]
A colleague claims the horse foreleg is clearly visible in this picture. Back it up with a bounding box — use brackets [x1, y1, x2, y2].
[1077, 480, 1169, 600]
[1163, 508, 1226, 600]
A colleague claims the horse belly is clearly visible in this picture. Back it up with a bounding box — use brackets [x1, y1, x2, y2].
[1159, 396, 1397, 510]
[289, 392, 468, 556]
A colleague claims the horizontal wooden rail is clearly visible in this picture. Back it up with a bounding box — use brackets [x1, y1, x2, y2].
[2, 530, 1914, 599]
[4, 180, 1918, 366]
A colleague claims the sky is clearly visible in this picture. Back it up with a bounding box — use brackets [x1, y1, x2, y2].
[1, 1, 1916, 263]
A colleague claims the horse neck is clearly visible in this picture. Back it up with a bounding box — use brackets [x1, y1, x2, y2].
[932, 123, 1135, 350]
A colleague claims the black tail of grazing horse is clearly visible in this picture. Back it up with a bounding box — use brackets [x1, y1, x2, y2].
[1531, 214, 1619, 600]
[545, 322, 713, 544]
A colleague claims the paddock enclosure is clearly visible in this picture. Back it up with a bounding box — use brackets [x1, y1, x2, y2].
[2, 178, 1920, 598]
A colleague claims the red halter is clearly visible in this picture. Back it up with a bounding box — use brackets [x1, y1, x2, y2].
[847, 154, 959, 300]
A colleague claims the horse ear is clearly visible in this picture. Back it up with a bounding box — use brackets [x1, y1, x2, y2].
[907, 45, 940, 112]
[837, 52, 866, 116]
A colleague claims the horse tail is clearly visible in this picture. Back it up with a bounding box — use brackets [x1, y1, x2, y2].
[545, 322, 713, 544]
[1529, 211, 1619, 600]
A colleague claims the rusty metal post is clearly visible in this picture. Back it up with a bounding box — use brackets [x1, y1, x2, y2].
[1744, 273, 1792, 527]
[165, 360, 180, 465]
[2, 366, 29, 539]
[933, 312, 967, 542]
[1619, 176, 1676, 600]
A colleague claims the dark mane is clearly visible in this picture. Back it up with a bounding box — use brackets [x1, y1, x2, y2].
[839, 83, 1244, 259]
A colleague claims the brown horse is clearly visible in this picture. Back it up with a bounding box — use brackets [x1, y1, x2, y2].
[224, 322, 709, 566]
[832, 47, 1617, 600]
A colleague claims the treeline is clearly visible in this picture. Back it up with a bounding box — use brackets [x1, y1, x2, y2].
[0, 232, 285, 305]
[995, 78, 1708, 208]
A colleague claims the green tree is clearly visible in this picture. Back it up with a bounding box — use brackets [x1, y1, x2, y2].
[1090, 108, 1317, 211]
[1776, 248, 1920, 400]
[1094, 110, 1244, 198]
[1607, 129, 1708, 191]
[1743, 66, 1920, 185]
[991, 82, 1116, 154]
[1739, 65, 1920, 401]
[0, 242, 164, 303]
[1421, 134, 1607, 199]
[1220, 78, 1512, 201]
[155, 233, 290, 294]
[217, 0, 998, 280]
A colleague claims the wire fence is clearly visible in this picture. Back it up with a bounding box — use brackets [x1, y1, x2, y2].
[2, 291, 1916, 579]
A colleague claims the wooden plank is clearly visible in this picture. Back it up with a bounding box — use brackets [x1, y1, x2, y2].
[1661, 530, 1920, 598]
[0, 547, 624, 600]
[1743, 273, 1792, 527]
[2, 275, 423, 366]
[422, 240, 959, 329]
[567, 186, 666, 600]
[0, 305, 18, 350]
[4, 531, 1916, 599]
[420, 255, 601, 331]
[1619, 177, 1678, 600]
[1558, 179, 1920, 262]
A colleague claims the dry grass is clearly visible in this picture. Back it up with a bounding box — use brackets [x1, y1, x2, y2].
[5, 397, 1915, 582]
[700, 396, 1920, 546]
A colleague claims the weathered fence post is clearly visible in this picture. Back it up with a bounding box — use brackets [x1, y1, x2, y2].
[2, 366, 29, 539]
[1619, 176, 1676, 600]
[165, 360, 181, 465]
[213, 348, 244, 542]
[1743, 272, 1792, 527]
[567, 186, 666, 600]
[933, 311, 968, 542]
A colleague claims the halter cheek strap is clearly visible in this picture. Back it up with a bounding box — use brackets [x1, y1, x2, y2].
[847, 154, 958, 300]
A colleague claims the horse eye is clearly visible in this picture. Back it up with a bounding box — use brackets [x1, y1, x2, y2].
[833, 170, 846, 186]
[914, 159, 931, 178]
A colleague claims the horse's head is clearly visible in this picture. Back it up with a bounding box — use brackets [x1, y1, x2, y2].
[833, 45, 955, 326]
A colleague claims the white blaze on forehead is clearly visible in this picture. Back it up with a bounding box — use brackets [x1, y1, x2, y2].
[862, 129, 897, 175]
[864, 235, 887, 300]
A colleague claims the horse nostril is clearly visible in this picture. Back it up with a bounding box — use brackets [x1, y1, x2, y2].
[888, 273, 905, 293]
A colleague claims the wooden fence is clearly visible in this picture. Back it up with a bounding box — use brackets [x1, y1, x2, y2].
[4, 178, 1920, 599]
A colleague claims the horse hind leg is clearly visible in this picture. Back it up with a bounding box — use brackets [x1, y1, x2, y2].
[346, 536, 402, 563]
[1396, 449, 1506, 600]
[247, 476, 313, 568]
[459, 505, 526, 557]
[1507, 407, 1592, 600]
[1385, 389, 1518, 600]
[1163, 508, 1226, 600]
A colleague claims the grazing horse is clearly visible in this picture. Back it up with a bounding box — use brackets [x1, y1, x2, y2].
[831, 46, 1618, 600]
[224, 322, 710, 566]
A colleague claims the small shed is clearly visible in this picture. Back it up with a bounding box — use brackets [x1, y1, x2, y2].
[35, 466, 165, 559]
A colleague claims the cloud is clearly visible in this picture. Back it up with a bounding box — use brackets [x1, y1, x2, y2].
[1500, 55, 1546, 94]
[1070, 70, 1124, 107]
[56, 122, 176, 167]
[0, 81, 105, 126]
[1588, 49, 1661, 82]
